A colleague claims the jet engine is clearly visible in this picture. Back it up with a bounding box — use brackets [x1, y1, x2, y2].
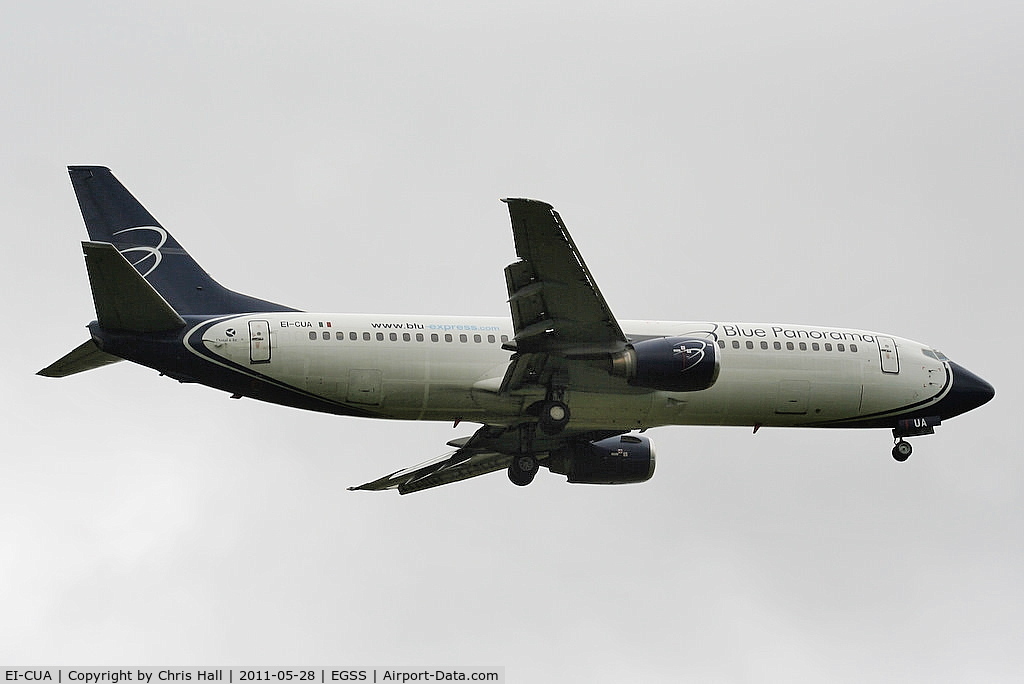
[547, 434, 655, 485]
[610, 336, 719, 392]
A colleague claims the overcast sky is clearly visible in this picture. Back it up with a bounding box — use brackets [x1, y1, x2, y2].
[2, 1, 1021, 681]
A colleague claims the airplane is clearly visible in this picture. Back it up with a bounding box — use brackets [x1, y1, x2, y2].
[39, 166, 995, 494]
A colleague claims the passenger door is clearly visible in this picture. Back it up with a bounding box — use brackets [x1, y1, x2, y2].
[249, 320, 271, 364]
[876, 336, 899, 374]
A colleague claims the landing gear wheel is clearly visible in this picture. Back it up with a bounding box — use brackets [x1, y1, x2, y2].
[538, 400, 570, 435]
[892, 439, 913, 462]
[508, 454, 539, 487]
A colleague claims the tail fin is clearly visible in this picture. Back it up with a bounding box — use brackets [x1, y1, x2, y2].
[68, 166, 297, 315]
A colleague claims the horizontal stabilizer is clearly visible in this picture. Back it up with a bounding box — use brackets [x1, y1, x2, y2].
[83, 241, 186, 332]
[37, 339, 123, 377]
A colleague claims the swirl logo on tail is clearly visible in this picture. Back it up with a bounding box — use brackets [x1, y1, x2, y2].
[112, 226, 168, 277]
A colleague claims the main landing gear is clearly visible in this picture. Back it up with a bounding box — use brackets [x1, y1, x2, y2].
[537, 383, 571, 435]
[510, 386, 568, 485]
[892, 439, 913, 462]
[538, 400, 570, 435]
[508, 454, 539, 486]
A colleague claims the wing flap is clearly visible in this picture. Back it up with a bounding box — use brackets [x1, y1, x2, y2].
[499, 351, 557, 394]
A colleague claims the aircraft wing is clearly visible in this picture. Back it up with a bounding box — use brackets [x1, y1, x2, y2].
[502, 199, 628, 356]
[350, 422, 628, 494]
[352, 200, 632, 494]
[349, 448, 512, 495]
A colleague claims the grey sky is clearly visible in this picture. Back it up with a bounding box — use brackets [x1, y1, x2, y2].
[2, 1, 1021, 680]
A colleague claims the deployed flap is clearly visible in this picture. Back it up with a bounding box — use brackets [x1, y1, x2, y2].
[498, 350, 559, 394]
[37, 339, 123, 377]
[349, 449, 512, 495]
[83, 241, 187, 332]
[502, 199, 627, 355]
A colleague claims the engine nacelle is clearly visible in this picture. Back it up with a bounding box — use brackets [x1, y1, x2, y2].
[610, 336, 720, 392]
[547, 435, 655, 485]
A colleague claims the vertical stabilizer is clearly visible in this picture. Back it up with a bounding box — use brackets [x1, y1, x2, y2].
[68, 166, 297, 315]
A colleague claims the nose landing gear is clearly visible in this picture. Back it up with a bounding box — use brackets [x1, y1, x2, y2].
[892, 439, 913, 462]
[890, 417, 938, 462]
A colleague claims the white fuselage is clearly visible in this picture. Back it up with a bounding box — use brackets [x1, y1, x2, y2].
[191, 313, 949, 430]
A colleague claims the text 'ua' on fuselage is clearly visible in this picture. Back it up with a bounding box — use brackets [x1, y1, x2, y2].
[39, 167, 995, 494]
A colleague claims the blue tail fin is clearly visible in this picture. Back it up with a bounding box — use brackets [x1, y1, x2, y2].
[68, 166, 298, 315]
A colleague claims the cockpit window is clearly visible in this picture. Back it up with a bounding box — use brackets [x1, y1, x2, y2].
[923, 348, 950, 362]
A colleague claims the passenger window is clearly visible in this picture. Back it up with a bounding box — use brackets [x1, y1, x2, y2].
[363, 332, 371, 341]
[431, 333, 439, 342]
[850, 344, 858, 352]
[321, 331, 329, 340]
[376, 333, 384, 341]
[824, 343, 832, 351]
[389, 333, 398, 341]
[459, 334, 468, 343]
[799, 342, 807, 351]
[309, 331, 317, 340]
[403, 333, 411, 342]
[732, 340, 740, 349]
[416, 333, 424, 342]
[773, 342, 781, 350]
[488, 335, 496, 343]
[786, 342, 794, 351]
[812, 343, 820, 351]
[746, 341, 754, 350]
[501, 335, 509, 343]
[761, 341, 769, 350]
[445, 334, 453, 342]
[837, 343, 845, 352]
[349, 332, 357, 341]
[474, 334, 482, 343]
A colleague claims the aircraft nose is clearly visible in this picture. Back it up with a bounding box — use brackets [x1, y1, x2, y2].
[940, 362, 995, 419]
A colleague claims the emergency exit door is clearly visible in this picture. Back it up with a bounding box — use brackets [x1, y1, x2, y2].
[249, 320, 271, 364]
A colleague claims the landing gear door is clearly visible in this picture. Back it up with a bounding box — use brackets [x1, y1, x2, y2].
[249, 319, 272, 364]
[877, 336, 899, 374]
